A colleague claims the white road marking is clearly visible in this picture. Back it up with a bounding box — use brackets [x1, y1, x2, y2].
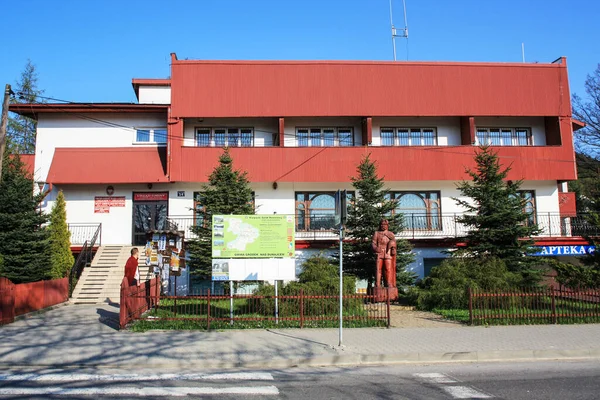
[413, 372, 457, 384]
[0, 385, 280, 396]
[0, 372, 273, 382]
[443, 386, 492, 399]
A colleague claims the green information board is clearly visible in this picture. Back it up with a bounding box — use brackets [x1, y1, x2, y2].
[212, 215, 295, 258]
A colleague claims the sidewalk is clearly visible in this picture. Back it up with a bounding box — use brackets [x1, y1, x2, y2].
[1, 303, 599, 369]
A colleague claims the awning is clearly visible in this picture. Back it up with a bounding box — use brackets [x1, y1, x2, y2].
[46, 147, 168, 184]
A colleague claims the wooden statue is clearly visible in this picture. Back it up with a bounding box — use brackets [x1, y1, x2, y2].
[371, 219, 398, 301]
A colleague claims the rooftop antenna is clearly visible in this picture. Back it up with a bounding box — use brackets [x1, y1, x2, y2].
[521, 43, 525, 63]
[390, 0, 409, 61]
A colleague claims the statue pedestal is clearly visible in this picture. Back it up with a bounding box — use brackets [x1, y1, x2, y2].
[370, 287, 398, 303]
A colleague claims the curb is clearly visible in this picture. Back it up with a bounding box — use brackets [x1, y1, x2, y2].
[2, 349, 600, 370]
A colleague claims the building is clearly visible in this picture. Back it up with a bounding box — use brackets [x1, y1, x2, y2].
[10, 53, 587, 297]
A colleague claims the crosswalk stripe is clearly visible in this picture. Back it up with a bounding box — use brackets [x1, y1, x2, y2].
[413, 372, 457, 383]
[0, 386, 280, 396]
[443, 386, 492, 399]
[0, 372, 274, 382]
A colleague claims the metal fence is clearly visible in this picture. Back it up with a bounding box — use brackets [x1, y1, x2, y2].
[67, 223, 102, 246]
[167, 213, 600, 241]
[121, 285, 390, 330]
[468, 287, 600, 325]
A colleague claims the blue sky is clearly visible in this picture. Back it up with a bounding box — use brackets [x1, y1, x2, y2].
[2, 0, 598, 103]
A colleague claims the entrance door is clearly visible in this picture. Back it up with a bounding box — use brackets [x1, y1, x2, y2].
[132, 192, 169, 245]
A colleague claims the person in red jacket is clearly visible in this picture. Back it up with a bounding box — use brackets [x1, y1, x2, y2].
[124, 248, 140, 286]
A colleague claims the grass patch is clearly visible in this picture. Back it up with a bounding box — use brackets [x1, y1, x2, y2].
[432, 309, 470, 323]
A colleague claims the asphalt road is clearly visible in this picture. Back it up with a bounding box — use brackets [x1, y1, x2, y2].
[0, 360, 599, 399]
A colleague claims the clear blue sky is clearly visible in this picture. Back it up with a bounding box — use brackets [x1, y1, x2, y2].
[2, 0, 598, 104]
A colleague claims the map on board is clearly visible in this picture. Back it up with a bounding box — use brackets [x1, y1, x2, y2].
[212, 215, 295, 258]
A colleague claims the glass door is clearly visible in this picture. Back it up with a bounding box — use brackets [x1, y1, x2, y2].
[132, 193, 169, 245]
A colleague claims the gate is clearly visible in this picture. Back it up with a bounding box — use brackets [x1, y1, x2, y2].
[0, 277, 15, 325]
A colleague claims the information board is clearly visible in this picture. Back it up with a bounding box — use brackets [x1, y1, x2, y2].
[212, 215, 295, 258]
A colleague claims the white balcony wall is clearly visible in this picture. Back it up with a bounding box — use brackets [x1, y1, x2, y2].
[138, 86, 171, 104]
[371, 117, 462, 146]
[35, 113, 167, 183]
[183, 118, 279, 147]
[474, 117, 546, 145]
[283, 117, 363, 147]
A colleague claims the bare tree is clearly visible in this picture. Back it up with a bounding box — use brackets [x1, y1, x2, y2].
[573, 64, 600, 158]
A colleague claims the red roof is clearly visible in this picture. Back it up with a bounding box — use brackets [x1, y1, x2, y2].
[170, 56, 571, 118]
[19, 154, 35, 177]
[46, 148, 168, 184]
[8, 103, 168, 119]
[131, 78, 171, 99]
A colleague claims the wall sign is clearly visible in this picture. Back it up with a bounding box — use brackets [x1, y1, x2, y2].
[94, 196, 125, 213]
[532, 245, 595, 256]
[177, 191, 185, 197]
[133, 192, 169, 202]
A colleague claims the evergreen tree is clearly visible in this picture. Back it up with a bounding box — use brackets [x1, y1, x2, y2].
[48, 191, 74, 279]
[0, 152, 50, 283]
[453, 146, 541, 273]
[7, 60, 44, 154]
[187, 149, 254, 279]
[344, 154, 414, 287]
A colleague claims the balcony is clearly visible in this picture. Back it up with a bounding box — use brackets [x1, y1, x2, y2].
[166, 213, 600, 242]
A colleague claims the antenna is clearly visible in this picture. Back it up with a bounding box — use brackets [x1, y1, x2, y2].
[390, 0, 409, 61]
[521, 43, 525, 63]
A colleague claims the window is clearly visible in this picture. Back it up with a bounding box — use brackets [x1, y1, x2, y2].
[195, 128, 254, 147]
[386, 191, 441, 230]
[475, 128, 532, 146]
[135, 128, 167, 144]
[295, 191, 354, 231]
[380, 128, 437, 146]
[519, 190, 536, 226]
[296, 127, 354, 147]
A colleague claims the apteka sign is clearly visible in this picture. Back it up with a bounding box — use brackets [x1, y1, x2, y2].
[532, 245, 595, 256]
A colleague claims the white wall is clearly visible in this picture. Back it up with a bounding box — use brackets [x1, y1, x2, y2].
[35, 113, 167, 183]
[283, 117, 363, 147]
[138, 86, 171, 104]
[371, 117, 462, 146]
[474, 117, 546, 145]
[46, 178, 560, 246]
[183, 118, 279, 147]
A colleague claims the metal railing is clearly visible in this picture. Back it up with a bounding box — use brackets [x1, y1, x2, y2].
[166, 213, 600, 241]
[69, 223, 102, 295]
[469, 287, 600, 325]
[122, 287, 390, 330]
[67, 223, 102, 246]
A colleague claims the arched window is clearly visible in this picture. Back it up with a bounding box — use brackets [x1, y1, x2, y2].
[391, 191, 441, 230]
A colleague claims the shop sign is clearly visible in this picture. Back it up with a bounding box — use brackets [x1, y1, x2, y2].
[133, 192, 169, 201]
[94, 196, 126, 213]
[532, 245, 595, 256]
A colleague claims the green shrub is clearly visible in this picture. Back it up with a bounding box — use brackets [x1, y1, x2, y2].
[554, 262, 600, 289]
[412, 257, 523, 310]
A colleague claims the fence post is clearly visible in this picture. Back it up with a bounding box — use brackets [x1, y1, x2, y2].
[207, 289, 211, 331]
[386, 288, 391, 328]
[454, 213, 458, 237]
[300, 289, 304, 329]
[119, 278, 127, 330]
[468, 287, 473, 325]
[551, 286, 557, 324]
[548, 212, 552, 236]
[411, 214, 415, 239]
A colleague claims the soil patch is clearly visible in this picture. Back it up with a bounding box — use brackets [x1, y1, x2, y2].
[389, 305, 463, 328]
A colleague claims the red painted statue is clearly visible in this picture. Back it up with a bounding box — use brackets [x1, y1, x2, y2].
[372, 219, 397, 289]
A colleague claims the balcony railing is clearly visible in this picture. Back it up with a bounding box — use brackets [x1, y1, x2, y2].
[165, 213, 600, 242]
[67, 223, 102, 246]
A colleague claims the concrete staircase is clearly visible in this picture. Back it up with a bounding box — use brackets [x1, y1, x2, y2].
[71, 246, 153, 305]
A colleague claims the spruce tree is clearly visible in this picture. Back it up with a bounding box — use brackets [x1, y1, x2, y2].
[0, 152, 50, 283]
[344, 154, 414, 287]
[454, 146, 541, 273]
[8, 60, 44, 154]
[187, 149, 254, 279]
[49, 191, 74, 279]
